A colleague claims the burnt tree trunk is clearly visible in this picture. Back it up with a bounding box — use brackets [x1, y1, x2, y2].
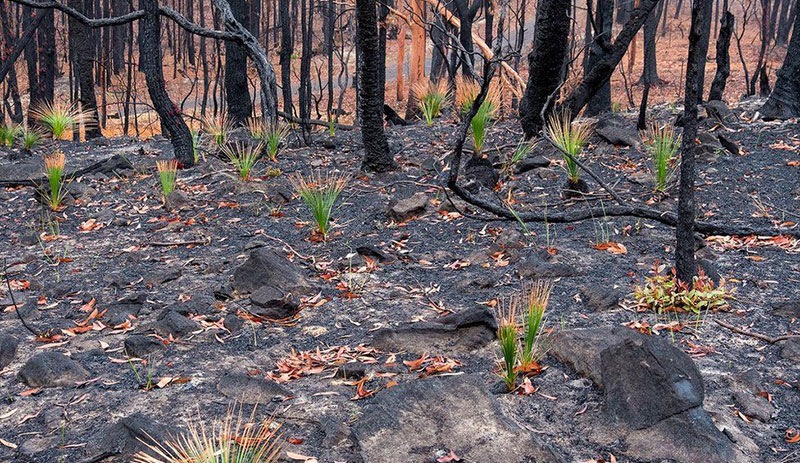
[519, 0, 571, 138]
[639, 0, 664, 85]
[23, 7, 39, 117]
[279, 0, 293, 116]
[225, 0, 252, 125]
[694, 0, 713, 100]
[355, 0, 396, 172]
[0, 9, 44, 87]
[139, 0, 194, 166]
[708, 10, 733, 101]
[560, 0, 661, 117]
[777, 0, 797, 45]
[586, 0, 614, 116]
[759, 5, 800, 119]
[299, 0, 313, 139]
[68, 0, 103, 139]
[36, 8, 55, 106]
[676, 0, 710, 283]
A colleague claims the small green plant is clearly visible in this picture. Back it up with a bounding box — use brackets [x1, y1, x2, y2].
[611, 101, 622, 113]
[190, 129, 202, 164]
[221, 141, 264, 181]
[546, 111, 592, 185]
[328, 117, 336, 137]
[496, 299, 519, 392]
[20, 127, 43, 151]
[126, 355, 155, 390]
[30, 101, 90, 140]
[520, 280, 552, 372]
[0, 124, 20, 147]
[502, 139, 535, 176]
[641, 122, 681, 194]
[263, 123, 290, 161]
[42, 151, 68, 211]
[413, 79, 450, 126]
[470, 85, 500, 156]
[289, 170, 348, 240]
[202, 113, 233, 148]
[455, 75, 480, 116]
[155, 159, 178, 197]
[133, 405, 283, 463]
[633, 262, 731, 315]
[246, 117, 267, 141]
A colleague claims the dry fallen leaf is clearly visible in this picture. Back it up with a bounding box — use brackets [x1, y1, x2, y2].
[786, 428, 800, 444]
[285, 451, 318, 462]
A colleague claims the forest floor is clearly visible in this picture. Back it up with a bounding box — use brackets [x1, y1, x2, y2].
[0, 99, 799, 463]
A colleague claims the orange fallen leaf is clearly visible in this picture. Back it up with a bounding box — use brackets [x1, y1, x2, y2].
[786, 428, 800, 444]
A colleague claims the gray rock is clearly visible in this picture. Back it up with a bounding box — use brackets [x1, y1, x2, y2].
[152, 310, 199, 338]
[773, 300, 800, 319]
[624, 407, 749, 463]
[718, 133, 740, 155]
[144, 267, 183, 286]
[697, 131, 724, 162]
[705, 100, 738, 125]
[321, 416, 352, 448]
[601, 331, 704, 429]
[464, 156, 499, 190]
[223, 313, 244, 332]
[595, 114, 640, 147]
[249, 285, 300, 319]
[19, 436, 60, 456]
[780, 338, 800, 363]
[517, 255, 579, 278]
[216, 372, 292, 404]
[0, 335, 18, 369]
[91, 413, 174, 461]
[353, 374, 562, 463]
[389, 192, 429, 221]
[580, 284, 623, 311]
[514, 155, 551, 174]
[371, 306, 496, 355]
[732, 390, 773, 422]
[123, 335, 165, 358]
[232, 247, 316, 296]
[495, 228, 524, 249]
[549, 327, 641, 387]
[164, 190, 190, 210]
[18, 352, 90, 388]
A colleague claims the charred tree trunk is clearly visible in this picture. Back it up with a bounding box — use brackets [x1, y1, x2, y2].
[759, 4, 800, 119]
[355, 0, 396, 172]
[519, 0, 570, 138]
[777, 0, 797, 45]
[676, 0, 710, 283]
[709, 10, 733, 101]
[68, 0, 103, 139]
[279, 0, 293, 116]
[640, 0, 664, 85]
[23, 7, 39, 119]
[694, 0, 713, 100]
[225, 0, 252, 125]
[139, 0, 193, 166]
[586, 0, 614, 116]
[0, 9, 44, 87]
[299, 0, 313, 139]
[36, 8, 55, 105]
[560, 0, 660, 117]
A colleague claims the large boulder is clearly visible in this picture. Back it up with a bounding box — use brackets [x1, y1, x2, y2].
[232, 247, 316, 296]
[595, 114, 640, 148]
[0, 334, 18, 369]
[216, 372, 293, 404]
[353, 374, 562, 463]
[89, 413, 174, 461]
[18, 352, 90, 388]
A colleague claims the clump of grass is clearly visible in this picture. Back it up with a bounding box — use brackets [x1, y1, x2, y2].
[202, 113, 233, 148]
[520, 280, 552, 372]
[133, 406, 283, 463]
[246, 117, 268, 141]
[263, 123, 290, 161]
[412, 79, 450, 126]
[642, 122, 681, 194]
[190, 129, 202, 164]
[20, 127, 43, 151]
[288, 170, 348, 240]
[221, 141, 264, 181]
[502, 139, 535, 176]
[470, 85, 501, 156]
[30, 101, 90, 140]
[0, 124, 20, 147]
[42, 151, 67, 210]
[455, 75, 480, 116]
[633, 262, 731, 315]
[155, 159, 179, 197]
[497, 299, 519, 392]
[546, 111, 592, 185]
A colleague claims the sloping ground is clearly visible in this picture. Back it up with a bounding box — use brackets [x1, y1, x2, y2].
[0, 102, 798, 463]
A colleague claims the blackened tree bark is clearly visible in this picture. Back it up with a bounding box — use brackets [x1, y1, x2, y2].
[430, 11, 452, 80]
[708, 10, 733, 101]
[759, 6, 800, 119]
[560, 0, 660, 118]
[68, 0, 103, 138]
[139, 0, 193, 166]
[299, 0, 313, 139]
[519, 0, 570, 138]
[777, 0, 797, 45]
[279, 0, 293, 116]
[377, 0, 388, 103]
[694, 0, 713, 100]
[112, 0, 127, 73]
[616, 0, 633, 24]
[225, 0, 252, 125]
[36, 8, 55, 105]
[23, 7, 40, 116]
[586, 0, 614, 116]
[453, 0, 482, 78]
[0, 9, 44, 87]
[676, 0, 710, 283]
[639, 0, 664, 85]
[355, 0, 396, 172]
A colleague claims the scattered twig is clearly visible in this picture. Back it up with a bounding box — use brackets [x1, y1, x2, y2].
[3, 258, 40, 337]
[714, 319, 800, 345]
[261, 233, 314, 261]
